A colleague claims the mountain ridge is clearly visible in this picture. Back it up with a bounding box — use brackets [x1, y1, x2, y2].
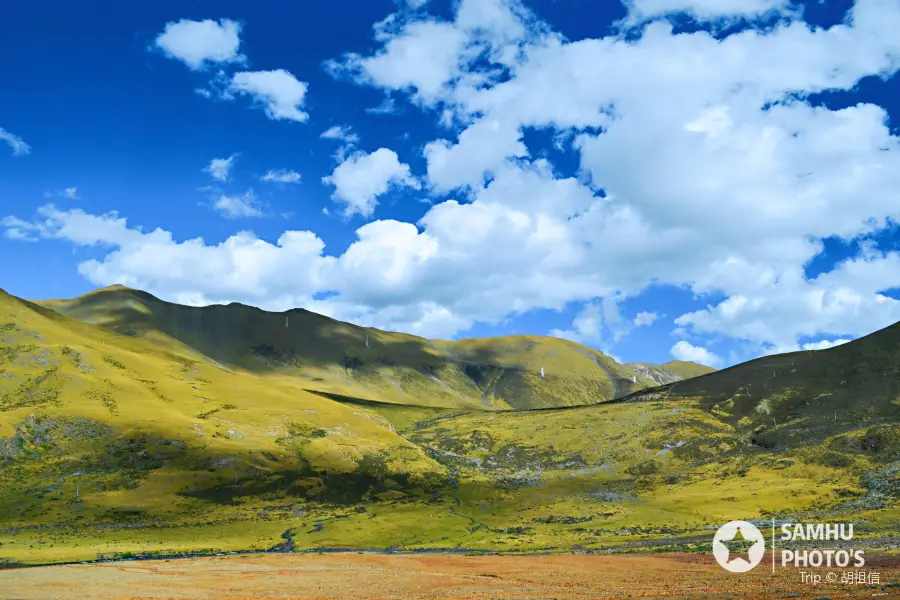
[1, 283, 899, 565]
[35, 285, 710, 410]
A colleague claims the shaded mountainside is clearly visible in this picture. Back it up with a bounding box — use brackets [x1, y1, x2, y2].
[37, 285, 658, 410]
[1, 284, 898, 565]
[625, 322, 900, 449]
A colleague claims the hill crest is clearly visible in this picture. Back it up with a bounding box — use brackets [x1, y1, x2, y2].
[36, 285, 685, 410]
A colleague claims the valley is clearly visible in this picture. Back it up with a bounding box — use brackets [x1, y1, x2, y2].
[0, 285, 898, 568]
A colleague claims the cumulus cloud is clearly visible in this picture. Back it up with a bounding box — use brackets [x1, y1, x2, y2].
[228, 69, 309, 122]
[261, 169, 302, 184]
[0, 205, 326, 308]
[329, 20, 468, 105]
[0, 127, 30, 156]
[424, 117, 527, 192]
[204, 155, 238, 182]
[153, 18, 245, 70]
[212, 191, 264, 219]
[308, 0, 900, 347]
[322, 148, 419, 218]
[551, 302, 603, 343]
[9, 0, 900, 356]
[63, 187, 79, 199]
[671, 340, 722, 367]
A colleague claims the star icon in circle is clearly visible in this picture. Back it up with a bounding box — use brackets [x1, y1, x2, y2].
[712, 520, 765, 572]
[718, 525, 759, 564]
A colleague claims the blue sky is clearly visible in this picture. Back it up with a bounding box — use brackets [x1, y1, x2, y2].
[3, 0, 900, 368]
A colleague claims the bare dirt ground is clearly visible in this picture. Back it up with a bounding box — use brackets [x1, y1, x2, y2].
[1, 552, 898, 600]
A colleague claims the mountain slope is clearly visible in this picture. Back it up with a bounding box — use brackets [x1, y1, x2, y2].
[625, 321, 900, 448]
[2, 285, 898, 565]
[626, 360, 716, 385]
[38, 285, 655, 410]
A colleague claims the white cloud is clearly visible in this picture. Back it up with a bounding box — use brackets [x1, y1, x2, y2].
[551, 302, 603, 343]
[633, 311, 659, 327]
[261, 169, 301, 184]
[2, 216, 41, 241]
[424, 117, 527, 192]
[63, 187, 79, 199]
[802, 338, 852, 351]
[318, 0, 900, 346]
[212, 191, 264, 219]
[366, 97, 399, 115]
[623, 0, 793, 23]
[153, 19, 245, 70]
[321, 125, 361, 160]
[228, 70, 309, 122]
[321, 125, 360, 145]
[0, 205, 326, 308]
[330, 20, 468, 105]
[204, 155, 237, 182]
[674, 252, 900, 351]
[9, 0, 900, 354]
[0, 127, 30, 156]
[670, 340, 722, 368]
[328, 0, 544, 108]
[322, 148, 420, 218]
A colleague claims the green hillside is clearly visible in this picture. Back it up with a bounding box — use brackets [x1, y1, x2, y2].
[630, 325, 900, 448]
[1, 286, 898, 565]
[38, 285, 653, 411]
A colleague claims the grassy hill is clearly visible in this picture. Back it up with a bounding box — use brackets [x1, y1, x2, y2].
[38, 285, 654, 411]
[628, 325, 900, 449]
[626, 360, 716, 385]
[1, 285, 898, 565]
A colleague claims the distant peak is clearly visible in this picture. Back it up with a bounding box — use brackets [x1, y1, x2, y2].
[93, 284, 133, 293]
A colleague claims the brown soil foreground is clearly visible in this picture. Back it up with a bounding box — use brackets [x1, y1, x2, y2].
[1, 552, 898, 600]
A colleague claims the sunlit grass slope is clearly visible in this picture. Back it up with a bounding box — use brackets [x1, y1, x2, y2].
[2, 285, 898, 565]
[39, 285, 668, 410]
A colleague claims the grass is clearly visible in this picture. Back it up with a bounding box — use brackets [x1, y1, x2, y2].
[0, 285, 898, 566]
[37, 285, 687, 410]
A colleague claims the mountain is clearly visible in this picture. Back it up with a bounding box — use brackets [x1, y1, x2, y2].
[626, 360, 716, 385]
[628, 322, 900, 449]
[1, 285, 898, 566]
[37, 285, 656, 410]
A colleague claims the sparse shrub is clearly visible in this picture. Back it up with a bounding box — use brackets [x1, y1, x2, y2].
[85, 388, 118, 414]
[197, 408, 220, 420]
[626, 460, 660, 476]
[103, 356, 126, 369]
[1, 366, 63, 410]
[859, 425, 900, 458]
[285, 422, 327, 438]
[812, 451, 854, 468]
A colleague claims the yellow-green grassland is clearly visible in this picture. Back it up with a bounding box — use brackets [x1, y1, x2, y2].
[0, 285, 898, 566]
